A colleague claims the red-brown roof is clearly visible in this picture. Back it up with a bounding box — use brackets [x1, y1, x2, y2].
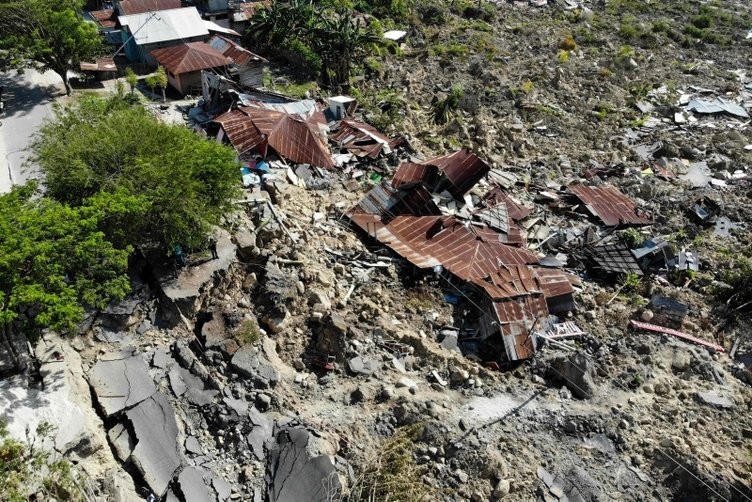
[425, 149, 491, 198]
[213, 109, 264, 155]
[348, 182, 440, 224]
[151, 42, 232, 75]
[119, 0, 182, 15]
[569, 185, 651, 226]
[353, 215, 539, 282]
[238, 1, 270, 19]
[90, 9, 117, 28]
[392, 162, 439, 189]
[483, 188, 533, 221]
[207, 35, 267, 66]
[329, 120, 403, 159]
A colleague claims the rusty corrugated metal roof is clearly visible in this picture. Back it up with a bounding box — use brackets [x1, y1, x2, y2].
[90, 9, 117, 28]
[330, 120, 402, 159]
[207, 35, 267, 66]
[392, 162, 439, 189]
[533, 267, 575, 299]
[426, 149, 490, 198]
[151, 42, 232, 75]
[243, 108, 334, 169]
[484, 187, 533, 221]
[119, 0, 181, 15]
[569, 185, 650, 226]
[495, 295, 547, 360]
[213, 109, 264, 154]
[362, 216, 539, 281]
[348, 182, 440, 223]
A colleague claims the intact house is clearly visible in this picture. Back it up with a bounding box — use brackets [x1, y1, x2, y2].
[114, 0, 182, 16]
[151, 42, 233, 95]
[119, 7, 210, 64]
[207, 35, 266, 88]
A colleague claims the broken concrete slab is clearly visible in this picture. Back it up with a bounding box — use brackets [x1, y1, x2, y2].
[347, 356, 378, 375]
[213, 476, 232, 501]
[266, 427, 341, 502]
[223, 396, 249, 418]
[107, 423, 135, 463]
[696, 391, 735, 409]
[231, 345, 280, 388]
[178, 466, 214, 502]
[247, 406, 274, 462]
[548, 351, 596, 399]
[88, 352, 156, 416]
[186, 435, 203, 455]
[125, 392, 182, 496]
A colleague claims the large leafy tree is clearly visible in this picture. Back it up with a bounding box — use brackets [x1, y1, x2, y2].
[0, 0, 102, 95]
[32, 95, 241, 250]
[0, 183, 137, 334]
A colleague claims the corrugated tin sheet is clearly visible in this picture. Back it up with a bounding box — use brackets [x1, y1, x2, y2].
[585, 242, 643, 275]
[569, 185, 651, 226]
[118, 0, 182, 15]
[213, 109, 264, 154]
[208, 35, 266, 66]
[484, 187, 533, 221]
[369, 216, 539, 281]
[495, 295, 547, 360]
[629, 320, 725, 352]
[119, 8, 208, 46]
[151, 42, 232, 75]
[348, 182, 440, 223]
[426, 149, 490, 198]
[243, 108, 334, 168]
[90, 9, 117, 28]
[392, 162, 439, 189]
[476, 265, 541, 300]
[533, 268, 575, 300]
[330, 120, 402, 159]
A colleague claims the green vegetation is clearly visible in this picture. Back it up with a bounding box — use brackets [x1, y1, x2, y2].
[0, 421, 84, 501]
[619, 228, 643, 248]
[346, 423, 433, 502]
[0, 0, 102, 95]
[0, 183, 132, 334]
[247, 0, 381, 87]
[144, 65, 168, 101]
[236, 320, 261, 345]
[432, 84, 464, 124]
[32, 95, 240, 251]
[557, 50, 570, 64]
[124, 68, 138, 94]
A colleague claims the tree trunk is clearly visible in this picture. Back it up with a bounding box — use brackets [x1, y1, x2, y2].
[56, 69, 72, 96]
[161, 87, 166, 103]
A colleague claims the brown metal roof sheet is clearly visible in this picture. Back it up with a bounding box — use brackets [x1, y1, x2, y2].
[533, 267, 575, 299]
[207, 35, 267, 66]
[213, 109, 264, 155]
[241, 107, 334, 169]
[151, 42, 233, 75]
[90, 9, 117, 28]
[330, 120, 402, 159]
[367, 216, 539, 281]
[569, 185, 651, 226]
[495, 295, 547, 360]
[484, 187, 533, 221]
[80, 58, 116, 72]
[348, 182, 440, 223]
[119, 0, 182, 15]
[425, 149, 490, 198]
[392, 162, 439, 189]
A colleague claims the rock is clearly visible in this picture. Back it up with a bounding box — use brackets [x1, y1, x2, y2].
[185, 436, 203, 455]
[107, 423, 135, 462]
[125, 392, 182, 496]
[695, 391, 734, 409]
[266, 427, 341, 502]
[671, 350, 691, 372]
[178, 467, 213, 502]
[231, 346, 280, 388]
[168, 367, 188, 397]
[212, 476, 233, 501]
[348, 356, 379, 376]
[307, 289, 332, 311]
[234, 229, 257, 260]
[88, 352, 156, 416]
[224, 396, 249, 418]
[396, 377, 418, 390]
[548, 351, 596, 399]
[256, 393, 272, 411]
[493, 479, 511, 498]
[440, 333, 461, 353]
[152, 347, 171, 369]
[641, 309, 654, 322]
[247, 406, 274, 461]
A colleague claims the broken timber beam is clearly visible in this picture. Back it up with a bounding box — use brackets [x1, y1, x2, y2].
[628, 320, 725, 353]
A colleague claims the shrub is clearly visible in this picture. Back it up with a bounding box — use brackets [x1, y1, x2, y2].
[559, 33, 577, 51]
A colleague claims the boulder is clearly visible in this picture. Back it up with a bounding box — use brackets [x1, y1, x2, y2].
[547, 351, 596, 399]
[231, 346, 280, 388]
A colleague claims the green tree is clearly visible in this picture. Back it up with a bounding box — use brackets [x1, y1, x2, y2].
[32, 95, 241, 251]
[0, 420, 85, 501]
[124, 67, 138, 94]
[145, 65, 168, 101]
[0, 0, 102, 96]
[0, 183, 135, 334]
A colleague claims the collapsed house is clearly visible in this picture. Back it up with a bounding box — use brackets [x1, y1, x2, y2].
[346, 151, 580, 366]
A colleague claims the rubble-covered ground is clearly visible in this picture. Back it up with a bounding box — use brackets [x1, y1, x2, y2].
[3, 1, 752, 501]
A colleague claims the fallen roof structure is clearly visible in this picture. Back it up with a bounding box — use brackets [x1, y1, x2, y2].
[213, 106, 334, 168]
[208, 35, 267, 66]
[391, 149, 490, 200]
[569, 185, 651, 226]
[89, 9, 117, 28]
[329, 120, 403, 158]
